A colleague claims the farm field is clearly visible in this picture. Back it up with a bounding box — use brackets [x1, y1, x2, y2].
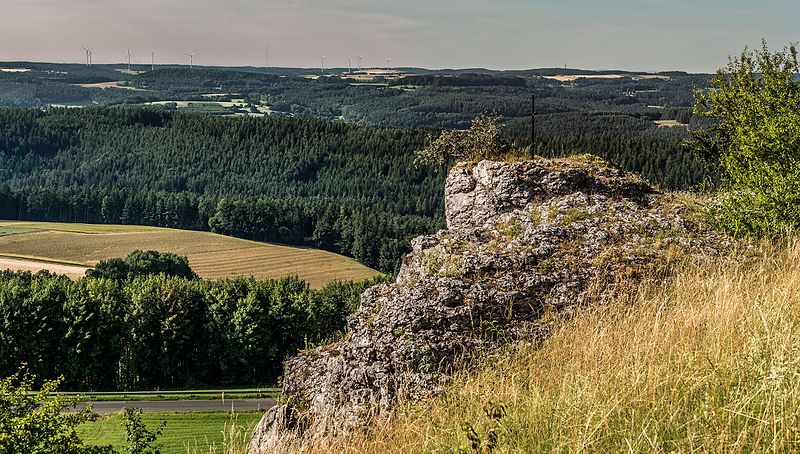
[543, 73, 671, 82]
[0, 221, 380, 287]
[654, 119, 688, 127]
[141, 99, 273, 117]
[76, 81, 146, 90]
[77, 411, 263, 453]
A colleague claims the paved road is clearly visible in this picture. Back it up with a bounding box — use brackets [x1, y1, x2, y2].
[71, 398, 276, 414]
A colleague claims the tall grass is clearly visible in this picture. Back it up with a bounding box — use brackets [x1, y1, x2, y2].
[288, 240, 800, 452]
[185, 411, 253, 454]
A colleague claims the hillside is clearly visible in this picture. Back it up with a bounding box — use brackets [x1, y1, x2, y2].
[289, 240, 798, 452]
[0, 64, 712, 190]
[0, 108, 442, 272]
[249, 156, 730, 452]
[0, 221, 379, 287]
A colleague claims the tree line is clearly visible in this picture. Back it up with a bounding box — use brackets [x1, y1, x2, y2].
[0, 268, 381, 390]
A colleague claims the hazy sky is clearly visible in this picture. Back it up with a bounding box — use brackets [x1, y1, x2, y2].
[0, 0, 797, 72]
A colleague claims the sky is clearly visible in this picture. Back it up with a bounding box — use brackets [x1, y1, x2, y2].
[0, 0, 797, 72]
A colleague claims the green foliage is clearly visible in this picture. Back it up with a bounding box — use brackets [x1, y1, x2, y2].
[120, 409, 165, 454]
[0, 270, 380, 390]
[415, 114, 514, 168]
[0, 366, 111, 454]
[689, 42, 800, 237]
[88, 251, 197, 281]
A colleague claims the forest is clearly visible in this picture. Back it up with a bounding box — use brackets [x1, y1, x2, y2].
[0, 108, 442, 272]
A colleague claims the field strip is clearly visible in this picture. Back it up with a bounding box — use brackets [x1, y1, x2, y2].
[0, 256, 89, 278]
[0, 220, 158, 234]
[0, 253, 89, 267]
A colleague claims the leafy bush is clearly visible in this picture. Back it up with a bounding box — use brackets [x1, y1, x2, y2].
[689, 42, 800, 236]
[88, 251, 197, 280]
[414, 114, 514, 168]
[0, 367, 110, 454]
[0, 367, 165, 454]
[120, 409, 165, 454]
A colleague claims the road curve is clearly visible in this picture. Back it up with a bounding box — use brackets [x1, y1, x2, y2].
[71, 398, 276, 414]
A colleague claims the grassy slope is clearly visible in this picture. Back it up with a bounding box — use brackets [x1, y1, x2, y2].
[306, 240, 800, 453]
[77, 411, 263, 454]
[0, 221, 380, 287]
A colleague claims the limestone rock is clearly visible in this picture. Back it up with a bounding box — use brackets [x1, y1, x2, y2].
[249, 157, 729, 452]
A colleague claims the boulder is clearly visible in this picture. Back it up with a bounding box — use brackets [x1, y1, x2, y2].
[249, 157, 729, 452]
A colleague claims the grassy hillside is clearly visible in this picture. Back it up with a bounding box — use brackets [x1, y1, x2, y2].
[0, 221, 379, 287]
[300, 240, 800, 452]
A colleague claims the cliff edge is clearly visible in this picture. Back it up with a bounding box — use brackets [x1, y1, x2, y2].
[249, 157, 728, 452]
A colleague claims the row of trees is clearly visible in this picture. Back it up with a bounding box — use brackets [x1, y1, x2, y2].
[0, 269, 380, 390]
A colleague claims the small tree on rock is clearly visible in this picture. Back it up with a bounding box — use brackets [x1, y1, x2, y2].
[414, 114, 513, 168]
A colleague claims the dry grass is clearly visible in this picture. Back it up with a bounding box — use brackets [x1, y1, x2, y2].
[0, 257, 88, 279]
[284, 239, 800, 452]
[0, 221, 378, 287]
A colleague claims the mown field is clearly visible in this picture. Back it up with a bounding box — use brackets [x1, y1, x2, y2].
[77, 411, 263, 453]
[0, 221, 379, 287]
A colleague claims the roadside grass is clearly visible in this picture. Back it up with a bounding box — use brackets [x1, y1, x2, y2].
[78, 411, 263, 454]
[59, 388, 280, 401]
[288, 239, 800, 452]
[0, 220, 380, 287]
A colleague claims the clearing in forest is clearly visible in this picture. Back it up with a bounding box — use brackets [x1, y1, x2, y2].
[0, 221, 380, 287]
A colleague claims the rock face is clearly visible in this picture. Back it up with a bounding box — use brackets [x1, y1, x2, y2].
[249, 157, 728, 452]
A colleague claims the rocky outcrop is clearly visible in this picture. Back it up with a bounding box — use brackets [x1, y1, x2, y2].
[249, 156, 729, 452]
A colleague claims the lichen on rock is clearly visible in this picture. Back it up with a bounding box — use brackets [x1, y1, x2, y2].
[249, 157, 729, 453]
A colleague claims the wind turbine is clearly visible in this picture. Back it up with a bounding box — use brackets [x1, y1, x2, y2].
[348, 57, 352, 74]
[321, 55, 325, 75]
[386, 57, 392, 71]
[186, 53, 194, 69]
[82, 47, 90, 66]
[358, 55, 363, 72]
[125, 48, 132, 72]
[148, 52, 155, 71]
